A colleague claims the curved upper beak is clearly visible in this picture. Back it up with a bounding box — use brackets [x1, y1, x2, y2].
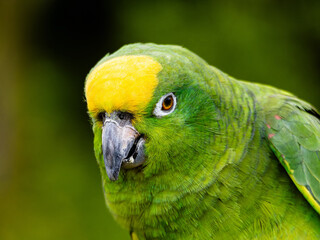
[102, 112, 145, 181]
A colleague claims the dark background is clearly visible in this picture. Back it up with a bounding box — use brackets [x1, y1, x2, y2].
[0, 0, 319, 239]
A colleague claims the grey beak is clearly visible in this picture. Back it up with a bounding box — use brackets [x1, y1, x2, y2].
[102, 112, 145, 181]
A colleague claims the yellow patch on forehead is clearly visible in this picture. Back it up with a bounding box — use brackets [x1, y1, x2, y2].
[85, 55, 162, 115]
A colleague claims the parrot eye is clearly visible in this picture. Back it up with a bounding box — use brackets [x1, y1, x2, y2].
[162, 95, 174, 110]
[153, 93, 177, 117]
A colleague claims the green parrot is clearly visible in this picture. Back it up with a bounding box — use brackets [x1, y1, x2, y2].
[85, 43, 320, 239]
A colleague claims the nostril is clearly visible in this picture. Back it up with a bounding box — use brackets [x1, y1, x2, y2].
[118, 112, 125, 120]
[97, 112, 106, 122]
[118, 112, 134, 121]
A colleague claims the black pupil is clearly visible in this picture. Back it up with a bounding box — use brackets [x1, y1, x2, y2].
[163, 96, 172, 108]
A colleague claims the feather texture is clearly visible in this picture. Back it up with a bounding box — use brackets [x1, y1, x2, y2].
[86, 43, 320, 239]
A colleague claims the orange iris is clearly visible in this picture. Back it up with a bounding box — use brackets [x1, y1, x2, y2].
[162, 95, 173, 110]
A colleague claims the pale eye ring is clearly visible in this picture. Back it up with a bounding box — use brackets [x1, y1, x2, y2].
[153, 92, 177, 117]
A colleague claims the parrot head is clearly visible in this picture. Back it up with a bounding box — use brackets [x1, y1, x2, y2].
[85, 43, 219, 182]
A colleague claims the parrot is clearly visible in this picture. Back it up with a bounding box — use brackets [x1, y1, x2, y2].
[84, 43, 320, 240]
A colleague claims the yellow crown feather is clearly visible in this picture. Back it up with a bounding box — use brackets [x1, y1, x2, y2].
[85, 55, 162, 117]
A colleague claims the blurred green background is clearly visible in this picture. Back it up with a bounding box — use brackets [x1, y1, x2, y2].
[0, 0, 319, 239]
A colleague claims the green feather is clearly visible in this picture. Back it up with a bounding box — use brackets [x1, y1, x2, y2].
[266, 98, 320, 215]
[86, 43, 320, 239]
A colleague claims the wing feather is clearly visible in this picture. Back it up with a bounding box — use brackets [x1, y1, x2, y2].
[266, 99, 320, 214]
